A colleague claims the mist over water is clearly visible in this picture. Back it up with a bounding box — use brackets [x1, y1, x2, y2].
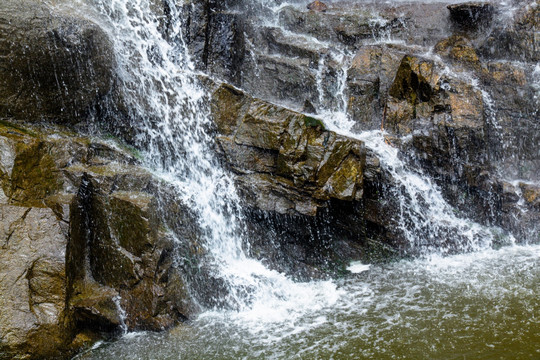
[72, 0, 539, 358]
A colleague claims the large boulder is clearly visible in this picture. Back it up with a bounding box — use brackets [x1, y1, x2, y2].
[0, 121, 202, 359]
[210, 82, 408, 277]
[0, 0, 115, 123]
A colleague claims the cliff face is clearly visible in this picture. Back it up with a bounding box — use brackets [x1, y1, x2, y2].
[0, 0, 539, 359]
[188, 0, 539, 242]
[0, 120, 205, 359]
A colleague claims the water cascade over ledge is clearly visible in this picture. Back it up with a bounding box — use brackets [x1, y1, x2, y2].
[78, 0, 538, 358]
[0, 0, 537, 359]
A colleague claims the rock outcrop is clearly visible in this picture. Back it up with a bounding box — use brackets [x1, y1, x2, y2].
[1, 0, 539, 358]
[210, 83, 406, 277]
[212, 83, 365, 216]
[0, 121, 201, 359]
[194, 0, 540, 245]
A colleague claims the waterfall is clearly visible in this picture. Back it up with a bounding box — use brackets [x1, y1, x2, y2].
[247, 0, 512, 255]
[72, 1, 539, 358]
[76, 0, 517, 310]
[76, 0, 341, 321]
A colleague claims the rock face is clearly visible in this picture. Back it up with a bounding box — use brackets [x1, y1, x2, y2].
[192, 0, 540, 246]
[210, 83, 406, 277]
[212, 84, 365, 216]
[447, 2, 495, 30]
[0, 121, 201, 359]
[0, 0, 539, 358]
[0, 0, 116, 124]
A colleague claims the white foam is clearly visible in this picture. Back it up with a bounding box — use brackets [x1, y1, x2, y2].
[347, 261, 371, 274]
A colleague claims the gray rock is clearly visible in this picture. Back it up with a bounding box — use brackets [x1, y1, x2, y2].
[0, 0, 115, 124]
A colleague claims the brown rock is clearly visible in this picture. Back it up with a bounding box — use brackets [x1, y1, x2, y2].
[520, 183, 540, 209]
[307, 1, 328, 12]
[435, 35, 481, 68]
[0, 120, 202, 358]
[211, 83, 365, 215]
[0, 205, 69, 359]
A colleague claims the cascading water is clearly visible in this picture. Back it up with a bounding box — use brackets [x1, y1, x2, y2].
[75, 0, 539, 359]
[248, 0, 507, 255]
[76, 0, 340, 320]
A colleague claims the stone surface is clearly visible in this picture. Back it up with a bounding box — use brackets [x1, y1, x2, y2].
[0, 0, 116, 124]
[307, 1, 328, 12]
[211, 83, 365, 216]
[0, 206, 69, 360]
[447, 2, 495, 30]
[0, 121, 202, 359]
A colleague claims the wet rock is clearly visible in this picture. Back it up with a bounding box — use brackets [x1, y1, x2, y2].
[479, 60, 539, 182]
[434, 35, 481, 68]
[385, 55, 442, 134]
[520, 183, 540, 209]
[478, 4, 539, 62]
[307, 1, 328, 13]
[209, 82, 402, 277]
[447, 2, 495, 30]
[211, 83, 365, 216]
[346, 45, 405, 130]
[243, 53, 319, 108]
[0, 0, 115, 124]
[278, 5, 401, 46]
[0, 120, 203, 358]
[0, 205, 70, 359]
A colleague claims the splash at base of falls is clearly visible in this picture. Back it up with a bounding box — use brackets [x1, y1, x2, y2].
[76, 244, 540, 360]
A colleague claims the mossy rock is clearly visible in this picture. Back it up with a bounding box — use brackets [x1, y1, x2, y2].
[303, 115, 325, 129]
[110, 191, 157, 257]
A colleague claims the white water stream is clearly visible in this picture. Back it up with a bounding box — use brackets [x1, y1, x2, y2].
[77, 0, 341, 320]
[72, 0, 538, 358]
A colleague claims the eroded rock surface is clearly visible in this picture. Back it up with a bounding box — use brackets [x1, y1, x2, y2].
[212, 83, 365, 216]
[0, 122, 200, 360]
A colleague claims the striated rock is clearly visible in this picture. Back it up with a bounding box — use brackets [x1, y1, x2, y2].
[434, 35, 481, 68]
[0, 0, 115, 124]
[211, 83, 365, 216]
[0, 121, 202, 359]
[0, 205, 69, 360]
[478, 4, 539, 62]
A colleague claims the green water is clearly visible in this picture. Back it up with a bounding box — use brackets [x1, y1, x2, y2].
[76, 245, 540, 360]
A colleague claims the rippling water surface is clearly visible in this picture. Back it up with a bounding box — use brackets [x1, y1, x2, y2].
[77, 244, 540, 360]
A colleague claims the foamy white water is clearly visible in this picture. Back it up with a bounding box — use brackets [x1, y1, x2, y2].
[77, 243, 540, 359]
[68, 0, 539, 358]
[74, 0, 345, 321]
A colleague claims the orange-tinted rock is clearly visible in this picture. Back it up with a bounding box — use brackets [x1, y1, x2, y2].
[307, 1, 328, 12]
